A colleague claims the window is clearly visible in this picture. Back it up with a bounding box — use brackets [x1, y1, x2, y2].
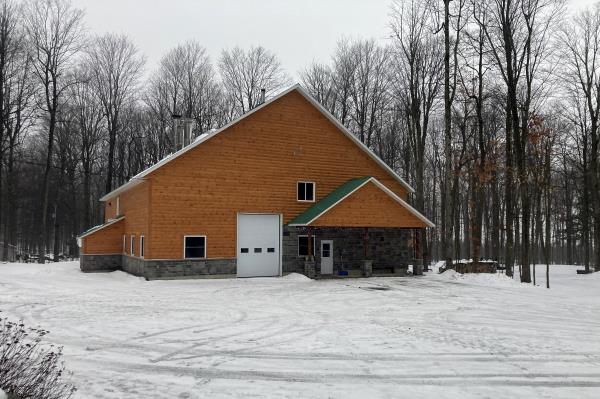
[297, 181, 315, 202]
[140, 236, 145, 258]
[184, 236, 206, 259]
[130, 235, 135, 256]
[116, 196, 120, 216]
[123, 235, 126, 253]
[298, 235, 316, 257]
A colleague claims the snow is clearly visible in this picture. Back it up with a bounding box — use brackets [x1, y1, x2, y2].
[1, 262, 599, 398]
[0, 389, 6, 399]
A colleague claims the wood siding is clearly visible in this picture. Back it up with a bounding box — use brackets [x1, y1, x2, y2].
[148, 90, 410, 259]
[311, 182, 428, 228]
[101, 181, 150, 257]
[82, 219, 124, 254]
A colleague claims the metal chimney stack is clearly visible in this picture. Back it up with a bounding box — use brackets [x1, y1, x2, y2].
[172, 115, 196, 150]
[260, 88, 266, 105]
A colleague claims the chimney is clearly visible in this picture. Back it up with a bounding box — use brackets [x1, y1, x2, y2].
[172, 115, 196, 150]
[260, 88, 266, 105]
[172, 114, 182, 150]
[182, 118, 195, 146]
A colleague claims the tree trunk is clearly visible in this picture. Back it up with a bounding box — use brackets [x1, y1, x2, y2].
[442, 0, 453, 270]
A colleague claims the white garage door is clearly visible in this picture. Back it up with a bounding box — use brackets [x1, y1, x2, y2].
[237, 214, 281, 277]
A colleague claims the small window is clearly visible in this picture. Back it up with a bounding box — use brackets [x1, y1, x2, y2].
[123, 235, 126, 253]
[184, 236, 206, 259]
[267, 248, 275, 253]
[322, 243, 331, 257]
[298, 235, 316, 257]
[140, 236, 145, 258]
[254, 248, 262, 253]
[241, 248, 249, 253]
[130, 235, 135, 256]
[116, 196, 120, 216]
[297, 181, 315, 202]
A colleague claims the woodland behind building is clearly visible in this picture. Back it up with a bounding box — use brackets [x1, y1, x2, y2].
[0, 0, 598, 283]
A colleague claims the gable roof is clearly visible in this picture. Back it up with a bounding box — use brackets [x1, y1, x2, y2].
[100, 84, 415, 202]
[288, 177, 434, 228]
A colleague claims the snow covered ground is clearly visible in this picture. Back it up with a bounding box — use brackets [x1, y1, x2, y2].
[0, 262, 599, 398]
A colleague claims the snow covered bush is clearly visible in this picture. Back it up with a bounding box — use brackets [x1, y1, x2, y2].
[0, 312, 75, 399]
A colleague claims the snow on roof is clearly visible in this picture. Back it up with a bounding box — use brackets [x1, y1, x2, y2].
[77, 216, 125, 239]
[99, 84, 415, 202]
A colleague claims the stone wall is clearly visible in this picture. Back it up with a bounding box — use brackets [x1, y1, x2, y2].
[123, 256, 236, 280]
[80, 254, 122, 272]
[283, 226, 413, 275]
[81, 254, 236, 280]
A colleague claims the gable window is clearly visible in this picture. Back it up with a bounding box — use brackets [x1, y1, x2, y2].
[297, 181, 315, 202]
[130, 235, 135, 256]
[298, 235, 316, 257]
[140, 236, 145, 258]
[184, 236, 206, 259]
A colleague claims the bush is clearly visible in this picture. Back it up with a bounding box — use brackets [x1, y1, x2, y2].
[0, 312, 75, 399]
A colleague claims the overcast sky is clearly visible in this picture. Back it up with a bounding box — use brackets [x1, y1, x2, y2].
[73, 0, 597, 82]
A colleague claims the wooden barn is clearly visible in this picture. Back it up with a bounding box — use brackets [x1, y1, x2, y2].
[78, 84, 434, 279]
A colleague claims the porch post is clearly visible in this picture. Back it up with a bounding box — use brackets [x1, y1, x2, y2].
[413, 228, 424, 276]
[304, 226, 316, 279]
[307, 227, 314, 261]
[362, 227, 372, 277]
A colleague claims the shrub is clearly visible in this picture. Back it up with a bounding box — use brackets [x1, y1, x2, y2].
[0, 312, 75, 399]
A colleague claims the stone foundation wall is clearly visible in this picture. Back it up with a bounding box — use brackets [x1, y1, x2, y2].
[143, 258, 236, 280]
[80, 254, 122, 272]
[283, 227, 413, 275]
[81, 254, 236, 280]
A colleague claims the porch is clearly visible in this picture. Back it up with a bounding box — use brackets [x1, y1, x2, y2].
[282, 226, 424, 278]
[284, 176, 433, 279]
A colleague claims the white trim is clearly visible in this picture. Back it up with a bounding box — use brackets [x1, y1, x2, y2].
[279, 214, 283, 277]
[130, 234, 135, 256]
[183, 235, 207, 259]
[289, 177, 435, 228]
[297, 181, 316, 202]
[140, 235, 145, 258]
[99, 84, 414, 202]
[78, 216, 125, 239]
[297, 234, 316, 257]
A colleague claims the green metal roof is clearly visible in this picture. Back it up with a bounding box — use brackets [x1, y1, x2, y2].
[288, 176, 372, 226]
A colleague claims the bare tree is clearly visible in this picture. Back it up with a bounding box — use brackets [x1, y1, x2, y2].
[0, 0, 21, 260]
[218, 46, 290, 116]
[145, 40, 223, 153]
[300, 61, 337, 114]
[391, 0, 443, 267]
[85, 33, 144, 195]
[23, 0, 84, 262]
[561, 3, 600, 272]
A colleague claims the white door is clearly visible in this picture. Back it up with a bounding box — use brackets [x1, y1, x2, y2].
[237, 214, 281, 277]
[321, 240, 333, 274]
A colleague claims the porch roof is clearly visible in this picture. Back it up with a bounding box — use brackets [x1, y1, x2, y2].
[288, 177, 434, 228]
[77, 216, 125, 239]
